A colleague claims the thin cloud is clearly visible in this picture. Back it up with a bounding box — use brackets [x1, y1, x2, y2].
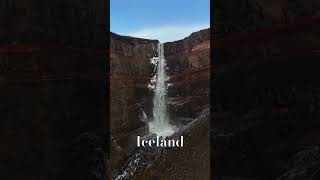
[126, 23, 210, 43]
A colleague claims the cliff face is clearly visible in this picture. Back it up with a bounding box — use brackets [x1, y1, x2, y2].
[215, 0, 320, 34]
[110, 32, 158, 174]
[110, 32, 158, 76]
[165, 29, 210, 124]
[214, 2, 320, 179]
[0, 0, 106, 47]
[0, 1, 108, 180]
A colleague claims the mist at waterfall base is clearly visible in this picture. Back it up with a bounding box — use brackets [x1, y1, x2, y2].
[148, 43, 176, 137]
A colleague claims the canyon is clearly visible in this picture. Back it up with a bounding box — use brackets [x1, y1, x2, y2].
[110, 29, 210, 179]
[2, 0, 320, 179]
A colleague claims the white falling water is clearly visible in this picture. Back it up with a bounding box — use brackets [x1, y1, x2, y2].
[148, 43, 175, 137]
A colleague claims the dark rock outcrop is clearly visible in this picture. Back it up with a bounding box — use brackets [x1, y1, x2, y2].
[165, 29, 210, 72]
[213, 1, 320, 179]
[0, 1, 108, 180]
[115, 108, 210, 180]
[110, 32, 158, 76]
[165, 29, 210, 125]
[277, 146, 320, 179]
[215, 0, 320, 35]
[0, 0, 106, 47]
[110, 33, 159, 175]
[136, 108, 210, 180]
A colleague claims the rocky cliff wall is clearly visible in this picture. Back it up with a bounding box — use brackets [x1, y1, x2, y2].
[110, 32, 158, 135]
[110, 32, 158, 76]
[215, 0, 320, 35]
[0, 1, 108, 180]
[165, 29, 210, 72]
[110, 33, 159, 175]
[0, 0, 106, 47]
[213, 3, 320, 179]
[164, 29, 210, 125]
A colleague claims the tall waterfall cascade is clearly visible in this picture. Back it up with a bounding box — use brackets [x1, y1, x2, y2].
[148, 43, 175, 137]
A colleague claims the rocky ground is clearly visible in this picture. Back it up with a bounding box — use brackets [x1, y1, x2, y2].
[114, 108, 210, 180]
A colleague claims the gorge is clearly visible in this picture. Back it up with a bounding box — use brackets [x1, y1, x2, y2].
[2, 0, 320, 179]
[110, 29, 210, 179]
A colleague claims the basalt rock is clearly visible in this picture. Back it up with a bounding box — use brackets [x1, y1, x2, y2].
[215, 0, 320, 35]
[165, 28, 210, 72]
[276, 146, 320, 179]
[110, 33, 158, 75]
[0, 1, 107, 179]
[0, 0, 106, 47]
[115, 108, 210, 180]
[110, 33, 159, 175]
[135, 108, 210, 180]
[110, 33, 158, 136]
[213, 2, 320, 179]
[164, 29, 210, 123]
[0, 0, 109, 180]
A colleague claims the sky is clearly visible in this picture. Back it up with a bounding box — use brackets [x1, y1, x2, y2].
[110, 0, 210, 42]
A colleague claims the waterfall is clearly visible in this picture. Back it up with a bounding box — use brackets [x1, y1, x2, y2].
[148, 43, 175, 137]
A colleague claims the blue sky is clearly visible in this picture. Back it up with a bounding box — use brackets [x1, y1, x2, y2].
[111, 0, 210, 42]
